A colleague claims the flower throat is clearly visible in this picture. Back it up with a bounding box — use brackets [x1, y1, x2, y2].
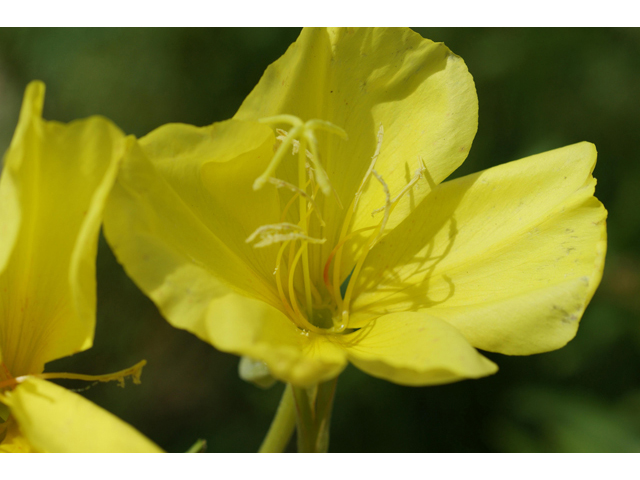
[247, 115, 425, 334]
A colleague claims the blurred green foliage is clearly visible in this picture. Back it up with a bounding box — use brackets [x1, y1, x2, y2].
[1, 28, 639, 452]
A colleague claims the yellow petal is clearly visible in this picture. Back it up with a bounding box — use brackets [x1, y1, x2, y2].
[234, 28, 478, 260]
[140, 120, 283, 285]
[105, 120, 281, 309]
[204, 294, 347, 387]
[0, 81, 125, 376]
[351, 142, 607, 355]
[2, 378, 162, 452]
[343, 311, 497, 386]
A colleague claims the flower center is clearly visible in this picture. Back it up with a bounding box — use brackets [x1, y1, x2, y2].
[247, 115, 425, 334]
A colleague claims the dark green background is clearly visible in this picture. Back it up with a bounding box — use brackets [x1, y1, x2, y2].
[1, 28, 639, 452]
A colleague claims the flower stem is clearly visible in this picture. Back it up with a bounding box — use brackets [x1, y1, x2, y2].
[292, 377, 338, 453]
[258, 384, 297, 453]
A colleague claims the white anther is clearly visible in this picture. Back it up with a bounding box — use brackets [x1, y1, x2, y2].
[354, 124, 384, 209]
[267, 177, 325, 226]
[371, 170, 391, 244]
[246, 223, 326, 248]
[275, 128, 301, 155]
[372, 157, 426, 216]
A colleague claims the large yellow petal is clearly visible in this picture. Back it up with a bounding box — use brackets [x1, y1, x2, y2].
[105, 121, 278, 311]
[2, 378, 162, 452]
[138, 120, 282, 285]
[234, 28, 477, 278]
[104, 121, 281, 321]
[0, 81, 124, 376]
[343, 311, 497, 386]
[350, 142, 607, 355]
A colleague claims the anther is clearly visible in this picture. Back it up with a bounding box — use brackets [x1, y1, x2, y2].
[268, 178, 325, 226]
[246, 223, 326, 248]
[372, 157, 426, 216]
[253, 124, 303, 190]
[354, 125, 384, 206]
[371, 170, 391, 244]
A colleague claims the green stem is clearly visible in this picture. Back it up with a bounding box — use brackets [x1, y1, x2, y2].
[292, 377, 338, 453]
[292, 386, 316, 452]
[314, 378, 338, 452]
[258, 384, 296, 453]
[186, 438, 207, 453]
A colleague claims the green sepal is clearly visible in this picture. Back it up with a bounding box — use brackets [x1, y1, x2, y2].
[239, 356, 277, 389]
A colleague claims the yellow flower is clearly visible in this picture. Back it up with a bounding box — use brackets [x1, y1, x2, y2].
[104, 28, 607, 388]
[0, 81, 161, 452]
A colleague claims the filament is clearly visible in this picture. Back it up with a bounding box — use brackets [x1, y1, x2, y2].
[274, 241, 297, 320]
[323, 226, 377, 296]
[287, 243, 322, 333]
[331, 125, 384, 311]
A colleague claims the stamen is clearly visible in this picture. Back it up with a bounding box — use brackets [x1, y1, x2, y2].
[340, 158, 425, 327]
[308, 274, 324, 304]
[371, 159, 426, 216]
[274, 241, 298, 320]
[246, 223, 326, 248]
[354, 125, 384, 208]
[304, 130, 332, 197]
[371, 170, 391, 244]
[274, 221, 327, 306]
[0, 360, 147, 391]
[305, 160, 315, 183]
[275, 129, 301, 155]
[288, 245, 307, 322]
[322, 226, 377, 295]
[287, 244, 323, 333]
[268, 177, 325, 226]
[253, 124, 303, 190]
[279, 180, 312, 223]
[332, 125, 384, 309]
